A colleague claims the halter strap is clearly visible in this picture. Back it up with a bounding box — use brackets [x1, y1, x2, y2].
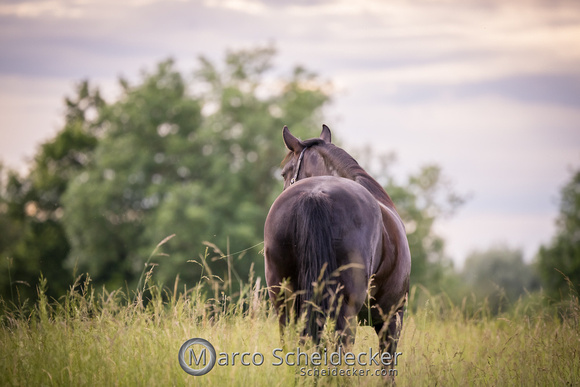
[290, 147, 308, 185]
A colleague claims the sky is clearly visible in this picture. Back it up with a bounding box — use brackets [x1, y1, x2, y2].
[1, 0, 579, 267]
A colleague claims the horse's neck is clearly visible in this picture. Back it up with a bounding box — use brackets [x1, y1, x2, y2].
[319, 147, 395, 208]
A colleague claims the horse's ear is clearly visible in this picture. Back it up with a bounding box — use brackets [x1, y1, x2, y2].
[283, 126, 303, 153]
[320, 124, 332, 143]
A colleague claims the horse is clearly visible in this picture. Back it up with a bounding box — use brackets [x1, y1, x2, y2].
[264, 124, 411, 357]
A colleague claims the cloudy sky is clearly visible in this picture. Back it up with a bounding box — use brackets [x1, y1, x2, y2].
[1, 0, 579, 266]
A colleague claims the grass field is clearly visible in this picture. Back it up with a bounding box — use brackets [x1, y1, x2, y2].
[1, 271, 579, 386]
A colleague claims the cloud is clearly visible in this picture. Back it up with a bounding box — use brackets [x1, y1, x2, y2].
[0, 0, 84, 19]
[203, 0, 268, 15]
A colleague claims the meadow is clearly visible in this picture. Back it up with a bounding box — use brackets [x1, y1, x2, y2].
[1, 265, 579, 387]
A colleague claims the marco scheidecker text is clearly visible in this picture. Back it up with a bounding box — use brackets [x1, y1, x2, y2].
[179, 338, 402, 377]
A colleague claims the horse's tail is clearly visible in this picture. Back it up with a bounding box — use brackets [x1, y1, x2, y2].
[294, 191, 338, 343]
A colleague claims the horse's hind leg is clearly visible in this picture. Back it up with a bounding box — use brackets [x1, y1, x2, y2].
[266, 280, 296, 345]
[335, 304, 358, 348]
[374, 306, 404, 359]
[333, 271, 367, 348]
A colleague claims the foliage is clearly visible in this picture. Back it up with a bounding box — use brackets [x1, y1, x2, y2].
[537, 167, 580, 299]
[0, 47, 332, 300]
[390, 165, 464, 289]
[462, 245, 541, 314]
[0, 82, 103, 301]
[61, 47, 331, 291]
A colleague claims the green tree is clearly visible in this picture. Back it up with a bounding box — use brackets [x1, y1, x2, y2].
[537, 167, 580, 298]
[62, 47, 331, 291]
[390, 165, 464, 289]
[463, 245, 540, 313]
[0, 81, 103, 301]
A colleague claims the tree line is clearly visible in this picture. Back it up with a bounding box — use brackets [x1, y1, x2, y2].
[0, 47, 577, 310]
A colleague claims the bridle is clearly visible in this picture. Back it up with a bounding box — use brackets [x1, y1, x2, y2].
[290, 147, 308, 185]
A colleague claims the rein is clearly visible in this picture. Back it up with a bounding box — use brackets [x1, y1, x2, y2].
[290, 147, 308, 185]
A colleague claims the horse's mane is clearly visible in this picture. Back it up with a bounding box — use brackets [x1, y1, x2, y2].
[317, 143, 395, 208]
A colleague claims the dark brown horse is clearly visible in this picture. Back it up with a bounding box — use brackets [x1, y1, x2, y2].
[264, 124, 411, 356]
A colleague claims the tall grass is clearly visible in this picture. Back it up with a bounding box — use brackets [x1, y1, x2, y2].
[1, 254, 579, 386]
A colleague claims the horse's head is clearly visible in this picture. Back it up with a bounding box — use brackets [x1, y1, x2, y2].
[280, 125, 333, 189]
